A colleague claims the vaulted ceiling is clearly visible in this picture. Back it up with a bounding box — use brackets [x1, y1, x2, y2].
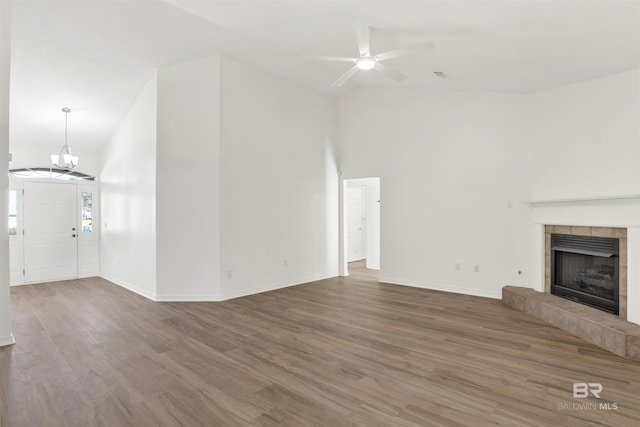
[9, 0, 640, 154]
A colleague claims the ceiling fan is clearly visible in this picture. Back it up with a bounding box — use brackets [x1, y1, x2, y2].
[301, 23, 435, 87]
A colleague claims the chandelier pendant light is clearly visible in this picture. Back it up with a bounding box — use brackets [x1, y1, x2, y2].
[51, 107, 79, 170]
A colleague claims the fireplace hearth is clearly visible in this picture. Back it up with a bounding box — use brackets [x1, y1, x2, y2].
[551, 234, 619, 315]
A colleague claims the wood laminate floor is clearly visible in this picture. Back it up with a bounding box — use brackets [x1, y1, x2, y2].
[1, 262, 639, 426]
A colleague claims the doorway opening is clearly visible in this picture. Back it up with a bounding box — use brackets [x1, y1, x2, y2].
[343, 177, 380, 279]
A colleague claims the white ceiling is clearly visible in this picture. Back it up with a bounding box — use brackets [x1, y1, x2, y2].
[9, 0, 640, 155]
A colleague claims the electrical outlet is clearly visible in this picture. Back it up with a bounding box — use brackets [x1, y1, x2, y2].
[227, 270, 233, 279]
[283, 259, 288, 267]
[455, 263, 461, 271]
[507, 200, 513, 209]
[474, 264, 480, 273]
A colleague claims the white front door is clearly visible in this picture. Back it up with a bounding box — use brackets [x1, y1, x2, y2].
[23, 182, 78, 283]
[347, 185, 366, 262]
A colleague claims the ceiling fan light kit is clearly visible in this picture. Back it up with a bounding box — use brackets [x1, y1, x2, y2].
[356, 56, 377, 70]
[301, 23, 435, 87]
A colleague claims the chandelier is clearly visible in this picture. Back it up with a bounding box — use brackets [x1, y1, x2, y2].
[51, 107, 79, 169]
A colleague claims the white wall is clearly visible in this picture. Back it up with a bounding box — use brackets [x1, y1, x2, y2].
[364, 178, 380, 270]
[156, 56, 221, 300]
[339, 88, 531, 298]
[525, 69, 640, 201]
[338, 70, 639, 305]
[0, 0, 14, 346]
[219, 56, 339, 299]
[100, 73, 157, 299]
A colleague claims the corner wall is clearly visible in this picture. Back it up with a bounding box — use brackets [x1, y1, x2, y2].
[100, 73, 158, 299]
[0, 0, 13, 346]
[99, 55, 338, 302]
[156, 56, 221, 300]
[219, 56, 339, 299]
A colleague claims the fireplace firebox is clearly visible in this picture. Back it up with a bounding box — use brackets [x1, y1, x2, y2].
[551, 234, 619, 315]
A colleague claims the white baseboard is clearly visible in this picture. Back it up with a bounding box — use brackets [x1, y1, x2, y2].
[11, 273, 95, 287]
[100, 274, 158, 301]
[155, 294, 221, 302]
[0, 333, 15, 347]
[220, 273, 334, 301]
[379, 276, 502, 300]
[100, 273, 337, 302]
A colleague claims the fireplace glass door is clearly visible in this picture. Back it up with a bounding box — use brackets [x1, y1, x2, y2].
[551, 234, 619, 314]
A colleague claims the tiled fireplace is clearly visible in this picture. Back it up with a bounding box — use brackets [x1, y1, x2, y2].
[503, 195, 640, 359]
[528, 194, 639, 326]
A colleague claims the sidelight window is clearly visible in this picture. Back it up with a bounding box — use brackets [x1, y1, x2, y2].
[82, 192, 93, 233]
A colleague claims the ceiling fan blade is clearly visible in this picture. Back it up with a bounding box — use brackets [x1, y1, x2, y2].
[354, 22, 371, 57]
[374, 41, 435, 62]
[331, 65, 360, 87]
[300, 56, 356, 62]
[374, 62, 407, 83]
